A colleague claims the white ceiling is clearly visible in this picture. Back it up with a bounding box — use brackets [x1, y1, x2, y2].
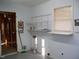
[12, 0, 49, 6]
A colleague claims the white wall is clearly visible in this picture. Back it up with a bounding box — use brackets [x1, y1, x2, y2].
[31, 0, 79, 59]
[74, 0, 79, 19]
[0, 2, 32, 54]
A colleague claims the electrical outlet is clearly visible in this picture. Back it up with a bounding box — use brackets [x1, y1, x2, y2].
[61, 53, 64, 55]
[47, 53, 50, 56]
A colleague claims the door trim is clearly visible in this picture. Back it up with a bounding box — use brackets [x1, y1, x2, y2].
[0, 32, 1, 56]
[0, 11, 17, 56]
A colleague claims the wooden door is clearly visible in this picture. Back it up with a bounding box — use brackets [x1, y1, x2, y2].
[0, 12, 17, 55]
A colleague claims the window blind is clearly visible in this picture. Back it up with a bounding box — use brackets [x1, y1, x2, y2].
[54, 6, 73, 32]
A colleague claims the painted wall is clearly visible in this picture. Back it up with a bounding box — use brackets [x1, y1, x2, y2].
[74, 0, 79, 19]
[31, 0, 79, 59]
[0, 2, 32, 54]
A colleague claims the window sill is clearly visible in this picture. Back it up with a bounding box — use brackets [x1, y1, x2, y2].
[48, 31, 73, 35]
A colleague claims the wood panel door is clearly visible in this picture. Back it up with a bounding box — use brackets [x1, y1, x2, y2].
[0, 12, 17, 55]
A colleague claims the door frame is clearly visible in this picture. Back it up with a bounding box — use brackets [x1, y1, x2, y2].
[0, 11, 17, 57]
[0, 31, 2, 56]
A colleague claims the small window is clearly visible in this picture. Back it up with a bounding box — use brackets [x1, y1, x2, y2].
[53, 6, 73, 35]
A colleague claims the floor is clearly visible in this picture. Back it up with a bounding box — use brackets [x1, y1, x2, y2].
[2, 47, 17, 55]
[0, 52, 53, 59]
